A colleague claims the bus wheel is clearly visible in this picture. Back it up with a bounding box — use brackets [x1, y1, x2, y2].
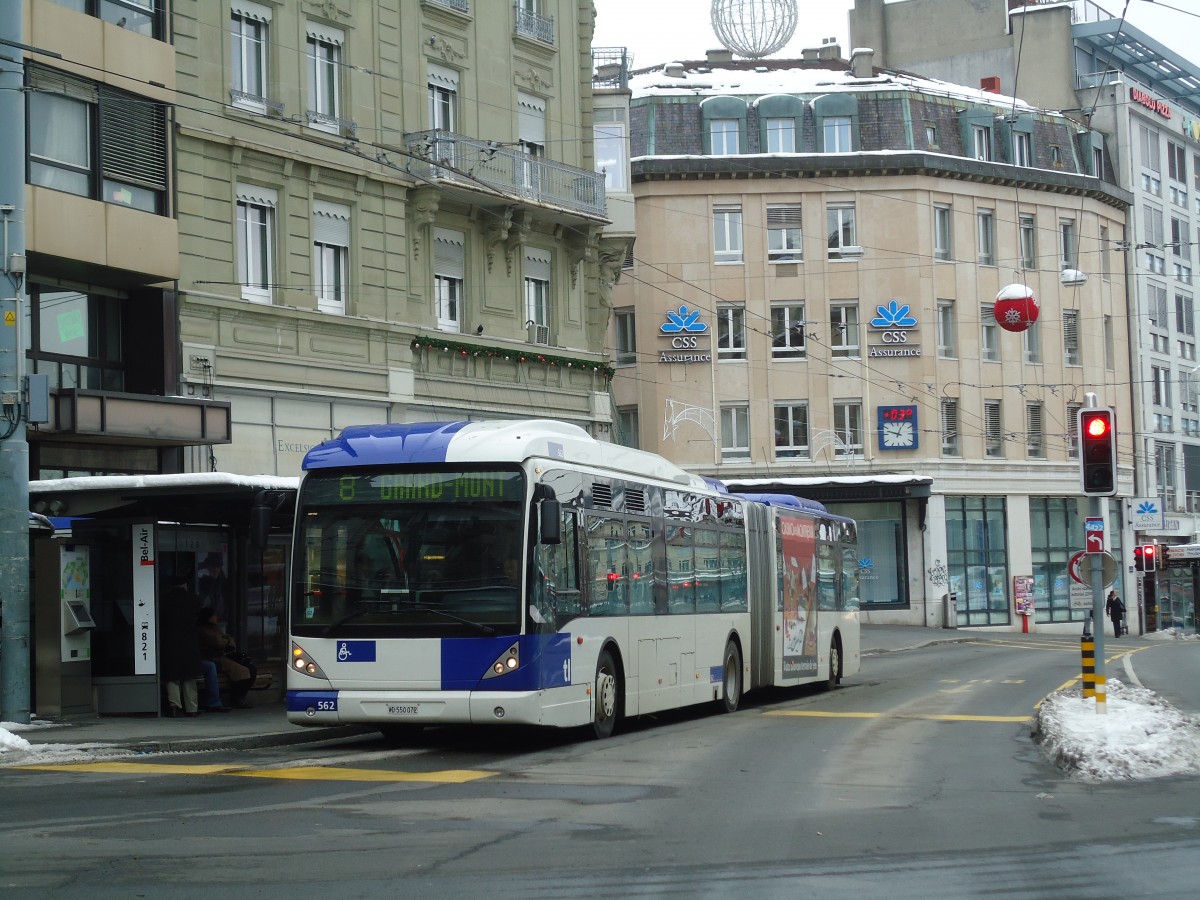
[592, 649, 620, 739]
[720, 641, 742, 713]
[823, 639, 841, 692]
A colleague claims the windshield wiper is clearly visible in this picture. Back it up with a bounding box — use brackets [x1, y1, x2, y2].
[407, 605, 496, 635]
[321, 605, 371, 636]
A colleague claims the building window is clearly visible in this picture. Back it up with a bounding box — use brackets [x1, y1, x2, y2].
[1168, 141, 1187, 183]
[826, 203, 858, 260]
[24, 286, 124, 392]
[972, 124, 991, 161]
[524, 248, 552, 333]
[710, 118, 739, 155]
[1144, 202, 1165, 247]
[830, 302, 860, 358]
[428, 63, 458, 131]
[231, 1, 271, 111]
[833, 400, 863, 457]
[52, 0, 164, 39]
[721, 404, 750, 460]
[1156, 442, 1177, 509]
[615, 308, 637, 365]
[313, 200, 350, 315]
[717, 305, 746, 361]
[1067, 401, 1081, 459]
[941, 397, 959, 457]
[1153, 365, 1172, 407]
[822, 116, 852, 152]
[977, 209, 995, 265]
[774, 403, 809, 458]
[771, 303, 805, 359]
[236, 184, 276, 304]
[306, 23, 344, 133]
[1029, 498, 1082, 624]
[933, 204, 952, 261]
[946, 496, 1009, 626]
[27, 67, 168, 214]
[1177, 293, 1195, 338]
[937, 300, 955, 358]
[517, 92, 546, 190]
[1172, 217, 1191, 260]
[1063, 309, 1080, 366]
[1023, 318, 1040, 364]
[767, 204, 802, 262]
[765, 117, 796, 153]
[1013, 131, 1032, 167]
[980, 304, 999, 362]
[1148, 283, 1168, 328]
[713, 204, 743, 264]
[617, 406, 640, 448]
[1026, 402, 1045, 459]
[1019, 214, 1037, 270]
[1141, 125, 1161, 195]
[594, 110, 628, 192]
[926, 123, 938, 147]
[1104, 315, 1115, 371]
[434, 227, 465, 332]
[1059, 218, 1077, 269]
[1099, 225, 1111, 279]
[984, 400, 1003, 458]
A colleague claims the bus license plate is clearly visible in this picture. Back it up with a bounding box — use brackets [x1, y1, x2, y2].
[387, 703, 421, 716]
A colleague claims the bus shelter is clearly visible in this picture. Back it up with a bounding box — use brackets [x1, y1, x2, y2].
[28, 474, 297, 717]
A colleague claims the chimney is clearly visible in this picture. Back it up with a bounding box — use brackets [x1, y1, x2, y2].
[818, 42, 842, 61]
[706, 48, 734, 64]
[663, 62, 685, 78]
[851, 47, 874, 79]
[801, 47, 820, 61]
[980, 75, 1002, 93]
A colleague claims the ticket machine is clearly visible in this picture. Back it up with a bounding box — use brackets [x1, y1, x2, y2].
[34, 542, 95, 716]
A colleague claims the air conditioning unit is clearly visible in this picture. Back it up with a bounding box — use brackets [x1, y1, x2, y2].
[528, 323, 550, 345]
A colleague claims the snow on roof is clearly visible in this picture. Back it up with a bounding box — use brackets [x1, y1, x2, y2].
[628, 60, 1038, 112]
[29, 472, 299, 494]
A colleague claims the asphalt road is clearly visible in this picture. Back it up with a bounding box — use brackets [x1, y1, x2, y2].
[3, 634, 1198, 899]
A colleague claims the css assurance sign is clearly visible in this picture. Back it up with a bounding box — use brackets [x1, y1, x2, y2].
[658, 304, 712, 363]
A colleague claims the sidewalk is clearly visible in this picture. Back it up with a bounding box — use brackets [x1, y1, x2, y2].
[0, 624, 1137, 756]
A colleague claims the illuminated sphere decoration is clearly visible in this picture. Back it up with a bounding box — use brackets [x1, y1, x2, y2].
[994, 283, 1040, 333]
[711, 0, 798, 59]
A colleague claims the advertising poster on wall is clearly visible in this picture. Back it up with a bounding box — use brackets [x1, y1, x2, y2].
[781, 514, 817, 677]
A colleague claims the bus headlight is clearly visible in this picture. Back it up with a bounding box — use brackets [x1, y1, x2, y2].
[483, 642, 520, 679]
[291, 642, 328, 679]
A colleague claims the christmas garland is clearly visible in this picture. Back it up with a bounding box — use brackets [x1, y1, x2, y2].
[411, 335, 615, 381]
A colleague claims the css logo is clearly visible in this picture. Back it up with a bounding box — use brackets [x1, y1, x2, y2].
[671, 336, 699, 348]
[880, 331, 909, 343]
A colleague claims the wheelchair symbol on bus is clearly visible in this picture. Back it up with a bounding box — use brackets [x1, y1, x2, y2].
[338, 642, 352, 661]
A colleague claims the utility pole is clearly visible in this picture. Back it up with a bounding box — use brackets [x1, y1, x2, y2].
[0, 2, 31, 724]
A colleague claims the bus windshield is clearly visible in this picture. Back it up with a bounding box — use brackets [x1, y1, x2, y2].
[292, 469, 526, 637]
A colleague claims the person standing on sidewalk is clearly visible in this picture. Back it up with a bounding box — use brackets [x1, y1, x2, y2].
[160, 582, 205, 717]
[1106, 590, 1126, 638]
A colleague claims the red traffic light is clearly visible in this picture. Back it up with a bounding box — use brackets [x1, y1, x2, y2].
[1084, 415, 1111, 438]
[1135, 544, 1157, 571]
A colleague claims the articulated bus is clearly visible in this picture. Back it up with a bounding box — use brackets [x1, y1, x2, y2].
[286, 420, 859, 738]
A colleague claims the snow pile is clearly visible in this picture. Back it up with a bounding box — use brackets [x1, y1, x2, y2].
[1034, 679, 1200, 781]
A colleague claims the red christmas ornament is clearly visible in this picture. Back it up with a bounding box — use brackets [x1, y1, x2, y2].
[994, 283, 1039, 333]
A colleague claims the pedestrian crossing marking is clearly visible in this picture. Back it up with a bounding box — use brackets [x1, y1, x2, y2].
[13, 761, 495, 783]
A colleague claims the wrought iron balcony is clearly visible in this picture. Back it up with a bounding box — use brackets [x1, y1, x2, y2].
[514, 3, 554, 45]
[230, 90, 285, 117]
[425, 0, 470, 12]
[404, 131, 606, 218]
[306, 110, 358, 138]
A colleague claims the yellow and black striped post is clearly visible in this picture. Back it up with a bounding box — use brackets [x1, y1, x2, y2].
[1081, 627, 1096, 699]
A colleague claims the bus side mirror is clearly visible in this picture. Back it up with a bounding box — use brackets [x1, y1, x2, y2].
[539, 499, 561, 545]
[249, 504, 271, 551]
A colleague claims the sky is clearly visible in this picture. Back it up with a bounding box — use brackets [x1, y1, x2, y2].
[591, 0, 1200, 78]
[3, 629, 1200, 780]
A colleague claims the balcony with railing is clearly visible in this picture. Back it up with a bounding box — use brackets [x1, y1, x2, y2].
[515, 3, 554, 46]
[593, 47, 634, 89]
[404, 131, 606, 218]
[425, 0, 470, 12]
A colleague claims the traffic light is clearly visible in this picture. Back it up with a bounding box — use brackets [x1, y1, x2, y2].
[1078, 407, 1117, 496]
[1134, 544, 1156, 572]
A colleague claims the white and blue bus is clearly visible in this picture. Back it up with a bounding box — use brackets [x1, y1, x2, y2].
[286, 420, 859, 738]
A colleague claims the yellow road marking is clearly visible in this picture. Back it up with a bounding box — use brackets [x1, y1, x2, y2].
[765, 710, 1030, 723]
[14, 761, 495, 783]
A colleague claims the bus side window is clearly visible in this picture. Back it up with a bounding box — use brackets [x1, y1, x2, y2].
[535, 511, 579, 627]
[817, 542, 837, 611]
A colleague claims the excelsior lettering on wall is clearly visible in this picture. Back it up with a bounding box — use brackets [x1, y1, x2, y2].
[659, 304, 713, 363]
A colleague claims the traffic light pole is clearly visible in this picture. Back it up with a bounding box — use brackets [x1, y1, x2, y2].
[1087, 494, 1107, 715]
[0, 3, 31, 725]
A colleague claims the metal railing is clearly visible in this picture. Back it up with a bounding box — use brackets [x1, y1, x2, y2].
[306, 110, 358, 138]
[593, 47, 634, 89]
[230, 90, 284, 117]
[404, 131, 606, 218]
[514, 3, 554, 45]
[426, 0, 469, 12]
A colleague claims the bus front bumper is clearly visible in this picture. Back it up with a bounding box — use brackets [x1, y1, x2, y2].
[286, 685, 589, 728]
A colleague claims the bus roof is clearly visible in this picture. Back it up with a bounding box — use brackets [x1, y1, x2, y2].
[732, 492, 828, 513]
[303, 420, 711, 489]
